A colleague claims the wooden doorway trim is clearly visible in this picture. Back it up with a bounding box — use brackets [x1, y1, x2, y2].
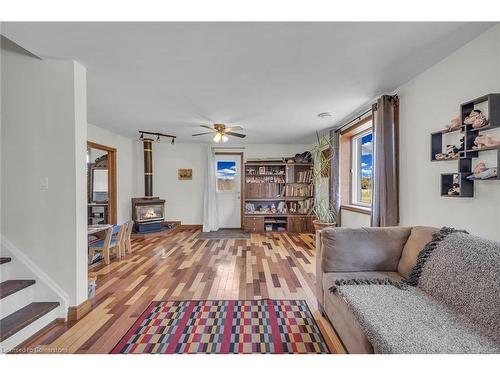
[215, 152, 244, 229]
[87, 141, 117, 225]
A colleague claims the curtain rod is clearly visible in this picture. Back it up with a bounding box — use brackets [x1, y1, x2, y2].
[334, 93, 398, 133]
[336, 108, 372, 133]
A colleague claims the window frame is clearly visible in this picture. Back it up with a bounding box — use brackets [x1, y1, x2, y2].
[350, 129, 373, 208]
[338, 116, 373, 215]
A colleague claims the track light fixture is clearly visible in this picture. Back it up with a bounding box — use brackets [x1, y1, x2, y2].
[138, 130, 176, 144]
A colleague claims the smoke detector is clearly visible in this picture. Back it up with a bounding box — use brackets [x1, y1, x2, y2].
[317, 112, 333, 118]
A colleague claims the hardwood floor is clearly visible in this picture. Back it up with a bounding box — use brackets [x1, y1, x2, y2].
[15, 228, 346, 354]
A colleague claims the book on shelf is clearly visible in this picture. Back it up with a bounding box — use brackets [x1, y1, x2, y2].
[285, 184, 313, 197]
[296, 170, 313, 183]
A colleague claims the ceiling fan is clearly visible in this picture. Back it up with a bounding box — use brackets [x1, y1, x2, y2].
[192, 123, 246, 143]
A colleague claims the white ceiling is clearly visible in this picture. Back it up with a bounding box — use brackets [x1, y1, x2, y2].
[1, 22, 495, 143]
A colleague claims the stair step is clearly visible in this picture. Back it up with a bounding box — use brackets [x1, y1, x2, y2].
[0, 302, 60, 342]
[0, 257, 11, 265]
[0, 280, 36, 300]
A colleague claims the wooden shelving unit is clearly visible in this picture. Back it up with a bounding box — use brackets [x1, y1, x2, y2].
[243, 159, 314, 233]
[431, 93, 500, 198]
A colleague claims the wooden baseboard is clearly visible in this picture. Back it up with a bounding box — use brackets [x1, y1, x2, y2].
[179, 224, 203, 230]
[67, 299, 92, 322]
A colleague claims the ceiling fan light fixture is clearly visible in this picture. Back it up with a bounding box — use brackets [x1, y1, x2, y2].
[222, 134, 229, 143]
[213, 133, 222, 143]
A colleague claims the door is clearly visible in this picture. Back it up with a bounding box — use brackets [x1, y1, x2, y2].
[87, 141, 117, 225]
[215, 153, 242, 228]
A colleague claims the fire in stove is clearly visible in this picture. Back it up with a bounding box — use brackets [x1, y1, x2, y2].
[143, 208, 158, 219]
[135, 204, 164, 222]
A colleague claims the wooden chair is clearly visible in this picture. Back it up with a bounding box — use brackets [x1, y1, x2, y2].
[123, 221, 134, 255]
[88, 227, 113, 265]
[113, 224, 127, 260]
[89, 225, 126, 265]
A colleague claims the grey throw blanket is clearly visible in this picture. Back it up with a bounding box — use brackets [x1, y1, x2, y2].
[329, 227, 500, 354]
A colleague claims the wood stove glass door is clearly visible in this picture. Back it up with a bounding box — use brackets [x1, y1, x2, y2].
[215, 153, 242, 228]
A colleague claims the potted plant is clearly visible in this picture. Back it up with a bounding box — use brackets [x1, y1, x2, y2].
[310, 132, 337, 231]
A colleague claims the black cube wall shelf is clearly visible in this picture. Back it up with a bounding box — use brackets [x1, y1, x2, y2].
[430, 126, 465, 162]
[440, 173, 474, 198]
[431, 93, 500, 197]
[461, 94, 500, 131]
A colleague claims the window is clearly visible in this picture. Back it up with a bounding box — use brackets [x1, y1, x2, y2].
[216, 160, 237, 191]
[351, 130, 373, 206]
[339, 117, 373, 213]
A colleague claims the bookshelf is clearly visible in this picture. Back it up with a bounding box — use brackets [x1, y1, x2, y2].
[243, 159, 314, 233]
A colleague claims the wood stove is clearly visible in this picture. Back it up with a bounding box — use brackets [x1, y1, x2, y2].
[132, 197, 165, 233]
[131, 138, 166, 233]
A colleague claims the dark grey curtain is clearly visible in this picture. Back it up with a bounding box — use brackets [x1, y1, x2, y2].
[329, 129, 341, 226]
[371, 95, 399, 227]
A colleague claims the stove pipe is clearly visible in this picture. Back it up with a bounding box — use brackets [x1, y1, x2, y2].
[143, 139, 153, 197]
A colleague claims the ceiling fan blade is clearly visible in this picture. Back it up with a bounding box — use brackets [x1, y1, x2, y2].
[192, 132, 214, 136]
[226, 132, 247, 138]
[200, 125, 215, 130]
[226, 126, 243, 131]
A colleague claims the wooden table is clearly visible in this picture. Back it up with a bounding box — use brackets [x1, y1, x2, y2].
[88, 224, 112, 236]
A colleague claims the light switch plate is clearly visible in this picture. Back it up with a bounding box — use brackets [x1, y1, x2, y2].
[40, 176, 49, 190]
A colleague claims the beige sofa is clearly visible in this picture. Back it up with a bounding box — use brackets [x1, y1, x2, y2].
[316, 226, 438, 354]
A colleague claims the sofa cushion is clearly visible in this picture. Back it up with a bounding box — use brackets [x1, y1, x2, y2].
[324, 291, 373, 354]
[322, 271, 401, 354]
[321, 227, 411, 273]
[398, 226, 439, 278]
[333, 284, 499, 353]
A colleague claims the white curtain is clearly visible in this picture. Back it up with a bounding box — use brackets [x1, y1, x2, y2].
[202, 146, 219, 232]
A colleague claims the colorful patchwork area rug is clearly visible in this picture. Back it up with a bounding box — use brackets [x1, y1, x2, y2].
[111, 299, 330, 354]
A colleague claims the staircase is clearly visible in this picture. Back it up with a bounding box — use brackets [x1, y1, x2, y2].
[0, 256, 61, 353]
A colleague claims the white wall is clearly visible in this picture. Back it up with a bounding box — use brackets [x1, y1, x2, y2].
[341, 210, 371, 228]
[1, 37, 88, 305]
[337, 25, 500, 237]
[87, 124, 140, 223]
[398, 25, 500, 240]
[147, 143, 311, 224]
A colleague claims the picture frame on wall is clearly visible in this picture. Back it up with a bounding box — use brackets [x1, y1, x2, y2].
[178, 168, 192, 180]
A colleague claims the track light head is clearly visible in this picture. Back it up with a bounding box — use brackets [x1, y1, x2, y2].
[138, 131, 176, 145]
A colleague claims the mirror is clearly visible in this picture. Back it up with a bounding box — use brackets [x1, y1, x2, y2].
[87, 147, 109, 225]
[92, 168, 108, 202]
